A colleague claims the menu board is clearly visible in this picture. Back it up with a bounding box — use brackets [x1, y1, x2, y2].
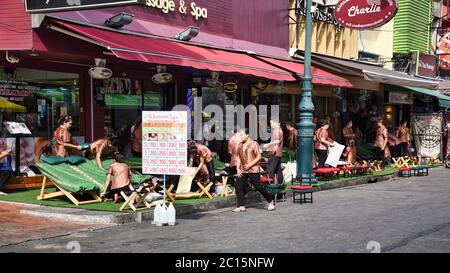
[142, 111, 188, 175]
[3, 122, 32, 135]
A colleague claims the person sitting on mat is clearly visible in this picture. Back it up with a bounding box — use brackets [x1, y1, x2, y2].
[88, 135, 120, 170]
[188, 142, 217, 197]
[53, 115, 83, 157]
[0, 148, 12, 196]
[102, 153, 133, 203]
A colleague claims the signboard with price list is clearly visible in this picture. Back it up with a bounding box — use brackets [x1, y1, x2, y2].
[142, 111, 188, 175]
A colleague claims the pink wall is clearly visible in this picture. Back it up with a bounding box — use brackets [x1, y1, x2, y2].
[50, 0, 290, 57]
[0, 0, 32, 50]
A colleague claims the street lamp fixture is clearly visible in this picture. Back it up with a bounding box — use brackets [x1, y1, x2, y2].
[297, 0, 317, 184]
[176, 26, 200, 41]
[104, 12, 135, 29]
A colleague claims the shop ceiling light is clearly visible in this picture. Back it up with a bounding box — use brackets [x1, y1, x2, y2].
[104, 12, 135, 29]
[176, 26, 200, 41]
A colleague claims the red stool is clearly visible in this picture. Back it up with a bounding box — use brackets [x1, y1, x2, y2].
[398, 167, 412, 177]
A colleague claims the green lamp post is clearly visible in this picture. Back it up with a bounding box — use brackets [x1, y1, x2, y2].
[297, 0, 317, 184]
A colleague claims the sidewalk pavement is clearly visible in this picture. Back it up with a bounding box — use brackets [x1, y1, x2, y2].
[0, 169, 399, 225]
[0, 202, 113, 247]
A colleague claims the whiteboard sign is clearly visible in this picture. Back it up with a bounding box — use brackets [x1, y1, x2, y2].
[325, 142, 345, 167]
[142, 111, 188, 175]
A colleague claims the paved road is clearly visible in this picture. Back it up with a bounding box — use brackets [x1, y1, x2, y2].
[1, 167, 450, 253]
[0, 202, 111, 248]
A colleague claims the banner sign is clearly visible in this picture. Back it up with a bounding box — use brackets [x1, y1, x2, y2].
[389, 91, 413, 105]
[436, 28, 450, 70]
[411, 113, 443, 159]
[25, 0, 140, 13]
[142, 111, 188, 175]
[410, 52, 437, 78]
[334, 0, 398, 30]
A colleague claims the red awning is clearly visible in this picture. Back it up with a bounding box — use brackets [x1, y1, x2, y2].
[48, 20, 295, 81]
[258, 57, 353, 88]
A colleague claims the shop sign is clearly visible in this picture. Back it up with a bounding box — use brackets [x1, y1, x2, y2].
[25, 0, 140, 13]
[333, 0, 398, 30]
[144, 0, 207, 20]
[0, 80, 39, 100]
[389, 91, 413, 105]
[410, 52, 437, 78]
[295, 0, 343, 31]
[223, 82, 238, 93]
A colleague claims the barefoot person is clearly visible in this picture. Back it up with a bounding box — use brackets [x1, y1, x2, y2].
[53, 115, 82, 157]
[188, 142, 217, 197]
[101, 153, 133, 203]
[375, 118, 390, 167]
[233, 129, 275, 212]
[342, 121, 357, 165]
[88, 135, 120, 169]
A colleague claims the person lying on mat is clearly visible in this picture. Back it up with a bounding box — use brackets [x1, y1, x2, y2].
[188, 142, 217, 197]
[88, 135, 120, 170]
[53, 115, 82, 157]
[102, 153, 133, 203]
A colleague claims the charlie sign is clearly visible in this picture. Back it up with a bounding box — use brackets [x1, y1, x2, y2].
[334, 0, 398, 30]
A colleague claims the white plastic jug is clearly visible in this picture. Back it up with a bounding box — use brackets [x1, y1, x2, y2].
[152, 203, 162, 226]
[160, 204, 169, 226]
[168, 202, 176, 226]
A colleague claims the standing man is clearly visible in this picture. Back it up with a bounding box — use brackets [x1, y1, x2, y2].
[233, 129, 275, 212]
[325, 115, 335, 141]
[342, 121, 356, 165]
[286, 122, 298, 159]
[375, 118, 390, 166]
[227, 128, 242, 174]
[131, 117, 142, 157]
[314, 119, 335, 168]
[264, 119, 284, 184]
[396, 120, 410, 157]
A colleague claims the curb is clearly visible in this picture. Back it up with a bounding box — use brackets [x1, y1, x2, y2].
[16, 172, 398, 224]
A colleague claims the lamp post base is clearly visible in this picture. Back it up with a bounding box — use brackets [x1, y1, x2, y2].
[298, 173, 317, 185]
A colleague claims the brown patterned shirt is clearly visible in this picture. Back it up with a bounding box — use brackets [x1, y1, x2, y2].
[237, 140, 262, 173]
[53, 126, 72, 157]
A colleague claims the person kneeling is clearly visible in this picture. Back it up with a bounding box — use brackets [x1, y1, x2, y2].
[101, 153, 133, 203]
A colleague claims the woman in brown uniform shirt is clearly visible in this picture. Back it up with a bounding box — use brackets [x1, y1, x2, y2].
[375, 118, 391, 166]
[233, 129, 275, 212]
[131, 118, 142, 157]
[188, 143, 216, 196]
[53, 115, 82, 157]
[342, 121, 357, 165]
[396, 120, 410, 157]
[89, 136, 119, 169]
[102, 153, 133, 203]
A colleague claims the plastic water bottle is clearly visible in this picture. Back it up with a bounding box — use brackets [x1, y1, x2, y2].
[152, 203, 162, 226]
[160, 204, 169, 226]
[168, 202, 176, 226]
